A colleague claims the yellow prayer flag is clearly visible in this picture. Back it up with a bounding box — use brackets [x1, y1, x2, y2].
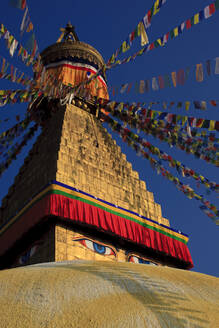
[22, 91, 29, 99]
[185, 101, 190, 111]
[122, 41, 128, 53]
[156, 38, 163, 46]
[174, 27, 178, 37]
[209, 120, 215, 131]
[10, 91, 17, 99]
[181, 116, 187, 126]
[8, 35, 14, 47]
[194, 13, 199, 25]
[139, 21, 149, 46]
[153, 0, 160, 15]
[26, 22, 33, 33]
[137, 22, 141, 37]
[171, 72, 177, 87]
[109, 54, 115, 64]
[0, 24, 5, 35]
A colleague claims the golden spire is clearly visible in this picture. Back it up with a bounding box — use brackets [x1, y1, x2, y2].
[57, 22, 79, 43]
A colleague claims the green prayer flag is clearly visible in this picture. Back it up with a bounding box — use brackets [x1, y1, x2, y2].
[215, 0, 219, 10]
[170, 30, 174, 39]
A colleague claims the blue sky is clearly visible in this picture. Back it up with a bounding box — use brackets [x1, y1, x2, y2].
[0, 0, 218, 276]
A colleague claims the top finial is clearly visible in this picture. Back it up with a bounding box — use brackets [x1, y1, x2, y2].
[57, 22, 79, 43]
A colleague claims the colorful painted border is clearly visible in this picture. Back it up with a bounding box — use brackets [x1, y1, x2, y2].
[0, 181, 188, 244]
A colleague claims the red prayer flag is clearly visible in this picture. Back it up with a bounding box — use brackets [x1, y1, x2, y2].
[186, 19, 191, 29]
[149, 43, 155, 50]
[158, 76, 165, 89]
[21, 0, 26, 9]
[210, 100, 217, 106]
[209, 3, 216, 15]
[127, 83, 132, 93]
[130, 31, 135, 43]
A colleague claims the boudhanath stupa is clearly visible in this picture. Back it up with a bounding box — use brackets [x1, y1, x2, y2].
[0, 24, 218, 328]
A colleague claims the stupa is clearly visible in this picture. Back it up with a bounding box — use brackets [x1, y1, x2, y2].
[0, 24, 193, 270]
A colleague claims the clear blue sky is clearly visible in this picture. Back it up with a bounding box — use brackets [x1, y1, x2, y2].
[0, 0, 218, 276]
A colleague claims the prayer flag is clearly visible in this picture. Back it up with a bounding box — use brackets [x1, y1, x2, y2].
[194, 13, 199, 24]
[120, 83, 128, 94]
[209, 3, 216, 15]
[163, 74, 171, 87]
[180, 22, 185, 32]
[186, 19, 191, 29]
[26, 21, 33, 33]
[215, 57, 219, 74]
[171, 71, 177, 87]
[145, 80, 150, 92]
[204, 5, 211, 18]
[10, 0, 26, 9]
[173, 27, 179, 37]
[153, 0, 161, 15]
[209, 120, 215, 131]
[139, 80, 145, 93]
[9, 39, 18, 57]
[127, 83, 132, 93]
[143, 12, 151, 29]
[199, 10, 204, 21]
[215, 0, 219, 10]
[139, 21, 149, 46]
[206, 60, 211, 75]
[196, 63, 204, 82]
[210, 100, 217, 106]
[158, 76, 164, 89]
[177, 69, 185, 85]
[152, 77, 159, 90]
[185, 101, 190, 111]
[20, 6, 28, 33]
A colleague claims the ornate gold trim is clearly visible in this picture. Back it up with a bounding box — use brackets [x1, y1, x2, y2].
[41, 41, 105, 69]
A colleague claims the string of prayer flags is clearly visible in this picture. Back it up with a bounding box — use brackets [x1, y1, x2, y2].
[10, 0, 39, 55]
[108, 1, 219, 70]
[99, 98, 219, 132]
[96, 98, 218, 166]
[0, 57, 33, 87]
[25, 32, 37, 58]
[0, 114, 20, 126]
[0, 89, 33, 107]
[10, 0, 26, 10]
[109, 56, 219, 96]
[0, 117, 31, 142]
[107, 0, 167, 64]
[0, 115, 25, 155]
[0, 123, 38, 179]
[102, 113, 219, 221]
[20, 6, 28, 35]
[101, 119, 218, 193]
[0, 23, 37, 65]
[112, 99, 218, 111]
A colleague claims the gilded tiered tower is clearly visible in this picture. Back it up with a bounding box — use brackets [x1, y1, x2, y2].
[0, 25, 193, 270]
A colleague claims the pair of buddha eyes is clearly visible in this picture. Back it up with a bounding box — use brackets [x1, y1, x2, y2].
[74, 238, 157, 265]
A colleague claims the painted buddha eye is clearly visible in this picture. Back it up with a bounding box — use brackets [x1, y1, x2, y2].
[19, 245, 38, 264]
[128, 255, 157, 265]
[75, 238, 116, 257]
